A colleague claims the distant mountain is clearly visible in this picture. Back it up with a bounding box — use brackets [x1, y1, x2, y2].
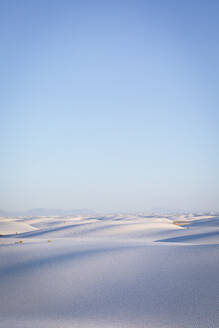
[0, 209, 9, 217]
[149, 207, 219, 216]
[0, 208, 97, 217]
[24, 208, 97, 217]
[149, 207, 190, 215]
[24, 208, 72, 216]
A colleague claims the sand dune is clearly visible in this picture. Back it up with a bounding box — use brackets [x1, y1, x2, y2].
[0, 214, 218, 327]
[0, 218, 38, 235]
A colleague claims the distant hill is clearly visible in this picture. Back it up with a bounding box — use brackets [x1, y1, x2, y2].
[0, 209, 9, 217]
[0, 208, 97, 217]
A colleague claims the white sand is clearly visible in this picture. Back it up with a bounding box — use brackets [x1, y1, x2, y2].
[0, 217, 38, 235]
[0, 214, 218, 327]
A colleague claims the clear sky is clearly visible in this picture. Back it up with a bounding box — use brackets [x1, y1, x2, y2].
[1, 0, 219, 212]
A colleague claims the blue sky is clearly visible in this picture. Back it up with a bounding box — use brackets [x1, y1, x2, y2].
[1, 0, 219, 212]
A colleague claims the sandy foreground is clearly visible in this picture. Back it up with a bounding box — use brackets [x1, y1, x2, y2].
[0, 214, 219, 328]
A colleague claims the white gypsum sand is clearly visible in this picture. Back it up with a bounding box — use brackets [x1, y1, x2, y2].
[0, 214, 219, 328]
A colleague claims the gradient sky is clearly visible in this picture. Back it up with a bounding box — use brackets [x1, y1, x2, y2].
[1, 0, 219, 212]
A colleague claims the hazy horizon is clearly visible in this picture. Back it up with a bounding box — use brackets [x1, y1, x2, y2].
[1, 0, 219, 212]
[1, 205, 218, 216]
